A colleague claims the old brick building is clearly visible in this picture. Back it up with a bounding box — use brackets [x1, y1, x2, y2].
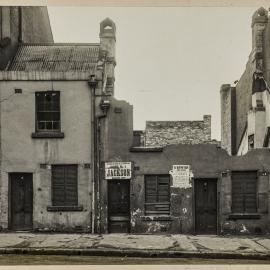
[1, 6, 270, 236]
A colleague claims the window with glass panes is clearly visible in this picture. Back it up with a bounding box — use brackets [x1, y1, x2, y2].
[35, 91, 60, 132]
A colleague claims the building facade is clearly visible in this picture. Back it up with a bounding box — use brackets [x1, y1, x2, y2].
[0, 6, 270, 236]
[0, 7, 117, 232]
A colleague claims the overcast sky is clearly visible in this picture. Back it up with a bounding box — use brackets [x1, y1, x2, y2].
[48, 7, 256, 140]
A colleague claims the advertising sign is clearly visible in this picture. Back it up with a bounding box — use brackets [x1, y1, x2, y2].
[169, 165, 192, 188]
[105, 162, 132, 179]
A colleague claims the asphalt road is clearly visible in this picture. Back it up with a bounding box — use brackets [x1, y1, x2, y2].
[0, 255, 269, 265]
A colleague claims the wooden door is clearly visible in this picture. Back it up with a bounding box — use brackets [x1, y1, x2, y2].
[108, 180, 130, 233]
[195, 179, 217, 234]
[10, 173, 33, 230]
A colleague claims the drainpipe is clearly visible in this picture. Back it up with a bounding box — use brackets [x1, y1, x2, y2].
[88, 75, 98, 234]
[96, 100, 110, 233]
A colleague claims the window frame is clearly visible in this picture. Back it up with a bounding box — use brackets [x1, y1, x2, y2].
[231, 170, 258, 214]
[144, 174, 171, 216]
[35, 91, 61, 133]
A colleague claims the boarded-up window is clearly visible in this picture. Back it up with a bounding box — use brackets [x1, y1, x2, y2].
[52, 165, 78, 206]
[145, 175, 170, 215]
[36, 91, 60, 132]
[231, 171, 257, 213]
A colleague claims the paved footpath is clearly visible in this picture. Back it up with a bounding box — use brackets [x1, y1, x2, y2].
[1, 233, 270, 259]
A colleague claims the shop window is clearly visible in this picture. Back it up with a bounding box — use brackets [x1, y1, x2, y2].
[145, 175, 170, 215]
[35, 91, 60, 132]
[51, 165, 78, 207]
[231, 171, 257, 213]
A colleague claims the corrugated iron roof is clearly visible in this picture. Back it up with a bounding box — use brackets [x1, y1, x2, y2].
[8, 43, 100, 72]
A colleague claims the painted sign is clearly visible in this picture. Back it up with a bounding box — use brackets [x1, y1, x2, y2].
[169, 165, 192, 188]
[105, 162, 132, 179]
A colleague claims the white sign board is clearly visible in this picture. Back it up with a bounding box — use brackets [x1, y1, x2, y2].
[105, 162, 132, 179]
[169, 165, 192, 188]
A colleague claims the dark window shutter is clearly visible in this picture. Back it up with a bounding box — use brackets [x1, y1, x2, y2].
[52, 165, 78, 206]
[145, 175, 157, 203]
[145, 175, 170, 215]
[232, 171, 257, 213]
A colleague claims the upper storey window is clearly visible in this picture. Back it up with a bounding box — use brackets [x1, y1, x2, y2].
[36, 91, 60, 132]
[32, 91, 64, 139]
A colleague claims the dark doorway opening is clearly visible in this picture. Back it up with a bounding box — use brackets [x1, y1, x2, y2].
[9, 173, 33, 231]
[108, 180, 130, 233]
[195, 178, 217, 234]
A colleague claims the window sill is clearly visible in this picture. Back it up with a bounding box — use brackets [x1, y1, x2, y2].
[32, 132, 65, 139]
[228, 213, 261, 220]
[47, 205, 83, 212]
[141, 215, 172, 221]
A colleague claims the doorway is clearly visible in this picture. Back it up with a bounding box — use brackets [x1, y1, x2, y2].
[10, 173, 33, 231]
[108, 180, 130, 233]
[195, 179, 217, 234]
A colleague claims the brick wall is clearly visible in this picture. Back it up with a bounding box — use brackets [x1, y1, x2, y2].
[145, 115, 212, 147]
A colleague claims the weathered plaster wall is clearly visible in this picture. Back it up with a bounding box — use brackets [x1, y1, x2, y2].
[237, 90, 270, 155]
[220, 149, 270, 235]
[128, 144, 226, 234]
[130, 147, 270, 235]
[104, 97, 133, 161]
[220, 85, 236, 155]
[102, 121, 270, 235]
[20, 6, 53, 43]
[0, 80, 92, 231]
[145, 115, 212, 147]
[99, 97, 134, 233]
[234, 61, 254, 150]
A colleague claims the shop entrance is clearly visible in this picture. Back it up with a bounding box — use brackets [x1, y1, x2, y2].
[9, 173, 33, 231]
[108, 180, 130, 233]
[195, 179, 217, 234]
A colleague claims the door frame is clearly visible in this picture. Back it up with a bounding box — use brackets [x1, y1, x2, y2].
[193, 178, 218, 235]
[8, 173, 33, 231]
[107, 179, 131, 233]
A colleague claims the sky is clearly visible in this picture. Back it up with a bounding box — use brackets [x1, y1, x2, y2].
[48, 7, 256, 140]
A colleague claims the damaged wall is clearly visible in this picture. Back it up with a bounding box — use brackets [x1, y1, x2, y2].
[102, 111, 270, 235]
[145, 115, 212, 147]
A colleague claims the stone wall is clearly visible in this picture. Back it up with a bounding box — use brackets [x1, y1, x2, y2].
[145, 115, 212, 147]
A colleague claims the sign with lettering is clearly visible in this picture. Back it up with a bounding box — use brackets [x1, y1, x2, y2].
[169, 165, 192, 188]
[105, 162, 132, 179]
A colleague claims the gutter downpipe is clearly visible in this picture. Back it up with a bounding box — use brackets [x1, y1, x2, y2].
[96, 113, 107, 233]
[88, 75, 98, 234]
